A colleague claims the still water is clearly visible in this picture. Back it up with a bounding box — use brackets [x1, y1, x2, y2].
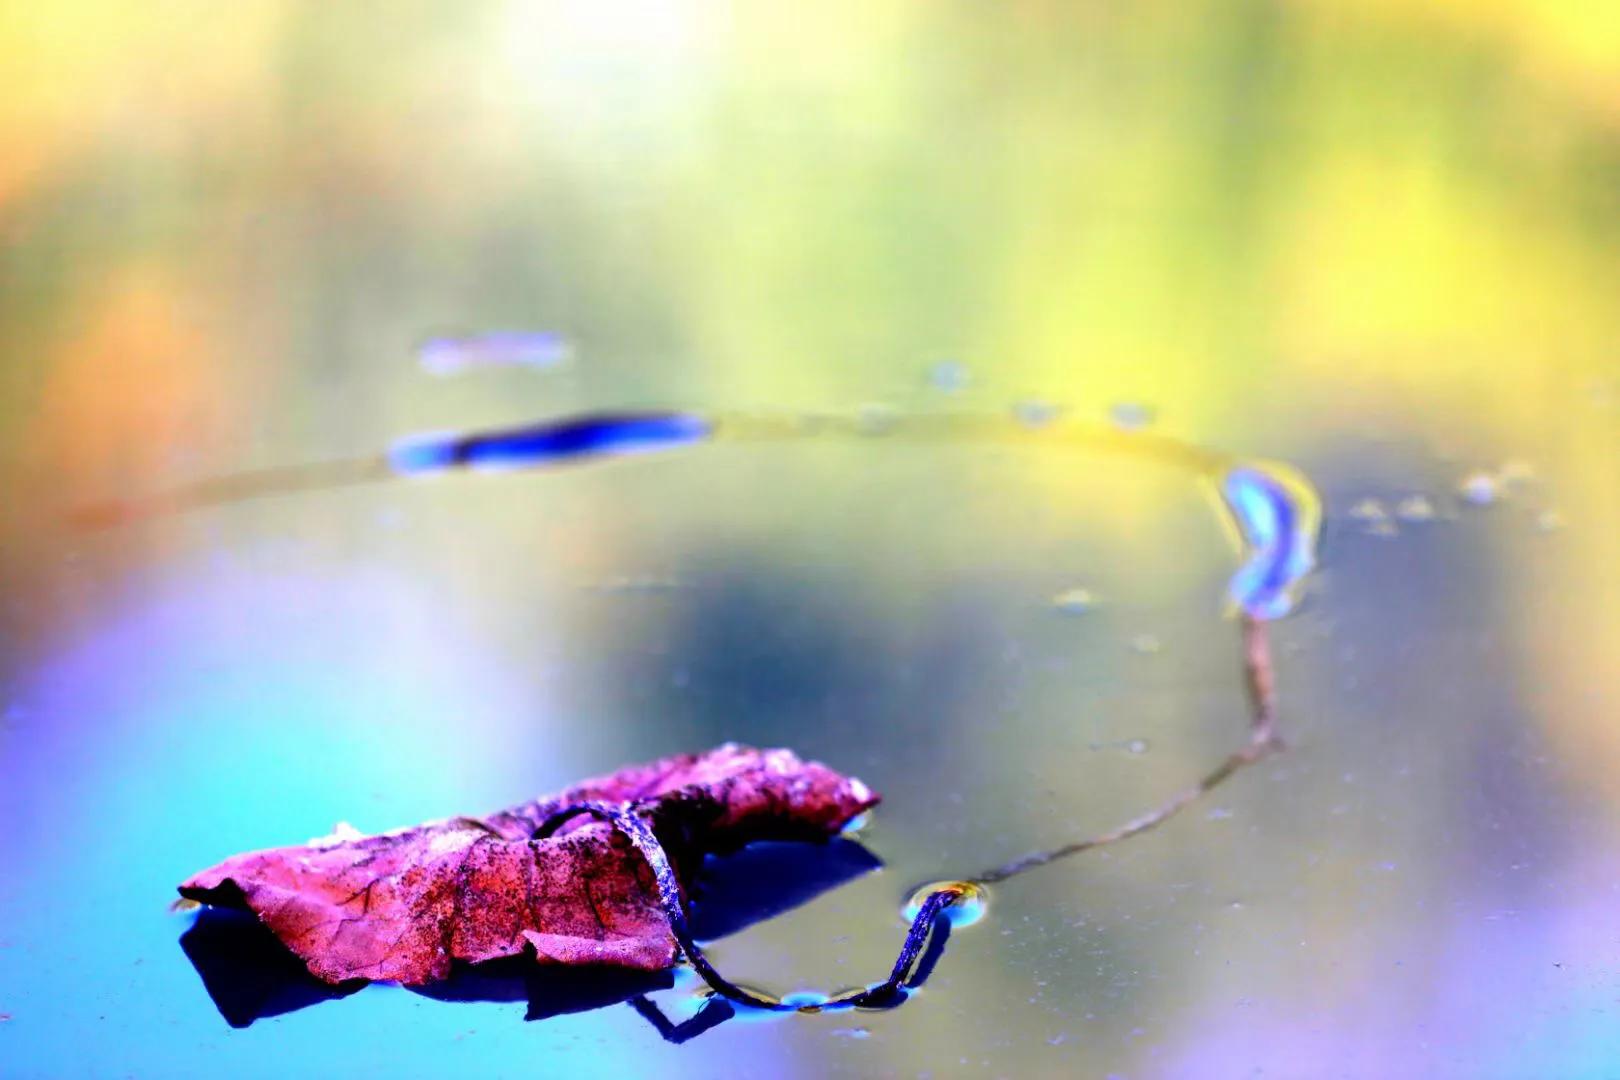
[3, 3, 1619, 1077]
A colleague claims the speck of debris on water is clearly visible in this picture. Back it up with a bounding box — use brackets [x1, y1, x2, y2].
[1457, 471, 1503, 507]
[1394, 495, 1437, 523]
[1049, 587, 1098, 614]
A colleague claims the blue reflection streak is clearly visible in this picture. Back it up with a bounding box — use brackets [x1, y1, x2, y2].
[389, 412, 713, 475]
[1222, 465, 1319, 621]
[418, 331, 571, 374]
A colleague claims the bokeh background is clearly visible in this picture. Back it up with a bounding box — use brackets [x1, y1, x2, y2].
[2, 2, 1618, 1076]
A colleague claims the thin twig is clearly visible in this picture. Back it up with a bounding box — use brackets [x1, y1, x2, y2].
[542, 615, 1286, 1015]
[975, 615, 1282, 883]
[536, 802, 961, 1013]
[70, 455, 393, 529]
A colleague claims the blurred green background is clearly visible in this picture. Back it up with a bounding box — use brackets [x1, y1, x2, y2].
[2, 2, 1618, 1076]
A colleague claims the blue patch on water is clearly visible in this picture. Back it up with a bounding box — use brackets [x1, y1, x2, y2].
[1221, 466, 1319, 621]
[388, 432, 463, 474]
[388, 413, 713, 475]
[418, 331, 571, 374]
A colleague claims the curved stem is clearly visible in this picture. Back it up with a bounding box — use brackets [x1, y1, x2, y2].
[974, 616, 1281, 883]
[547, 616, 1285, 1010]
[536, 802, 963, 1012]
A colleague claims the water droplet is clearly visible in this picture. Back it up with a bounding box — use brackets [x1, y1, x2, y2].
[1365, 519, 1400, 539]
[1108, 402, 1156, 431]
[782, 991, 831, 1013]
[1350, 498, 1398, 537]
[1129, 633, 1162, 655]
[1012, 400, 1061, 428]
[1457, 471, 1502, 507]
[927, 360, 970, 393]
[902, 880, 989, 928]
[1049, 587, 1098, 614]
[1394, 495, 1436, 523]
[1349, 498, 1389, 523]
[856, 403, 899, 436]
[1125, 738, 1150, 755]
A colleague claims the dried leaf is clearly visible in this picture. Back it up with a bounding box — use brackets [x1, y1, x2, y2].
[179, 744, 878, 986]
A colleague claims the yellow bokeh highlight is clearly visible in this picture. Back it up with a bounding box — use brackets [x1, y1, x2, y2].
[1, 0, 1617, 821]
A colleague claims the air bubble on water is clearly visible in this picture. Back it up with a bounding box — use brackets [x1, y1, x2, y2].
[903, 881, 989, 928]
[1050, 588, 1098, 615]
[1012, 399, 1061, 428]
[1130, 633, 1162, 655]
[1108, 402, 1156, 431]
[856, 403, 900, 435]
[781, 991, 832, 1013]
[1366, 519, 1400, 539]
[927, 360, 971, 393]
[1457, 471, 1503, 507]
[1394, 495, 1436, 523]
[1349, 498, 1389, 524]
[794, 412, 834, 435]
[1125, 738, 1150, 755]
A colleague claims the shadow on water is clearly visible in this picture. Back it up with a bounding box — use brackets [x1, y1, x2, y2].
[624, 905, 955, 1045]
[685, 836, 882, 940]
[178, 838, 938, 1042]
[179, 908, 365, 1028]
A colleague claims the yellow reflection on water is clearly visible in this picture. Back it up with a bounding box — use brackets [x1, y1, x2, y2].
[1, 2, 1618, 1073]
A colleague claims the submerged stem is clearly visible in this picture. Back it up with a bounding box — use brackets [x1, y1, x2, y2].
[975, 615, 1281, 883]
[103, 406, 1308, 1018]
[70, 455, 392, 528]
[536, 802, 962, 1013]
[540, 616, 1286, 1014]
